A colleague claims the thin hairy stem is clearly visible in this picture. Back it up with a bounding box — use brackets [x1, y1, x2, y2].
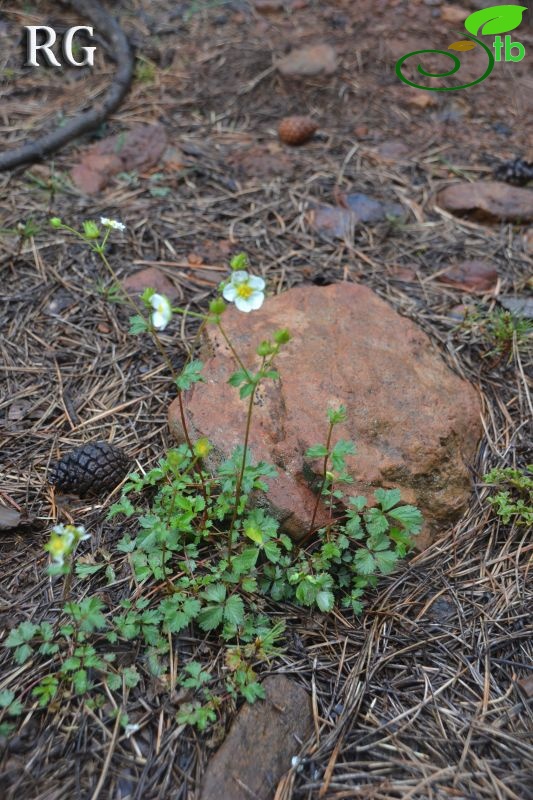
[300, 421, 335, 548]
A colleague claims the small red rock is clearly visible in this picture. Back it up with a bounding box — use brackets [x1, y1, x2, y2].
[438, 260, 499, 294]
[123, 267, 179, 300]
[437, 181, 533, 223]
[278, 115, 318, 146]
[277, 43, 337, 77]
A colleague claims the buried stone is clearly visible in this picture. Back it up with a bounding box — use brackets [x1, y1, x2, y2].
[169, 283, 482, 549]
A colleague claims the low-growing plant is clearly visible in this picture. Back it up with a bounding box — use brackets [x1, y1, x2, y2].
[459, 307, 532, 364]
[483, 464, 533, 525]
[1, 218, 423, 734]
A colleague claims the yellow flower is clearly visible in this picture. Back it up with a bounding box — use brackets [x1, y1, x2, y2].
[46, 532, 70, 564]
[194, 438, 211, 459]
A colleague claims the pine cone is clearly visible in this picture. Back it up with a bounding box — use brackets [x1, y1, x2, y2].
[278, 116, 318, 146]
[49, 441, 130, 497]
[494, 157, 533, 187]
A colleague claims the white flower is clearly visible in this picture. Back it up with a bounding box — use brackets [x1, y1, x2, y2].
[222, 271, 265, 313]
[100, 217, 126, 231]
[123, 723, 140, 738]
[46, 524, 89, 564]
[150, 293, 172, 330]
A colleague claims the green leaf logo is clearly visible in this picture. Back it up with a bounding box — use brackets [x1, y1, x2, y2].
[465, 4, 527, 36]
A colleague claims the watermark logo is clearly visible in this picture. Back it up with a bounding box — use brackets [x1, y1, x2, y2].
[396, 4, 527, 91]
[24, 26, 96, 68]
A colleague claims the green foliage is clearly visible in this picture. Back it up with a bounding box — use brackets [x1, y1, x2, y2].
[483, 465, 532, 525]
[3, 242, 421, 735]
[460, 308, 532, 362]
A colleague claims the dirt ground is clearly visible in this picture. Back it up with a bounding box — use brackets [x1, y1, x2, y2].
[0, 1, 532, 798]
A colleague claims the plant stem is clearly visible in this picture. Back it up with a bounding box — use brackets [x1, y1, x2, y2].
[226, 378, 257, 565]
[93, 242, 211, 509]
[217, 321, 251, 377]
[301, 421, 334, 547]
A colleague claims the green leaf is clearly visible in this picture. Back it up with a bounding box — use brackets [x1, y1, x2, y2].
[0, 690, 16, 709]
[345, 514, 364, 539]
[263, 541, 281, 564]
[75, 563, 104, 578]
[316, 590, 335, 613]
[202, 584, 226, 604]
[364, 507, 389, 536]
[129, 315, 148, 335]
[240, 681, 266, 703]
[241, 576, 257, 593]
[176, 360, 204, 391]
[73, 669, 89, 694]
[306, 444, 329, 459]
[388, 504, 423, 534]
[465, 5, 527, 36]
[331, 440, 356, 471]
[228, 369, 249, 388]
[223, 595, 245, 626]
[106, 673, 122, 691]
[122, 666, 140, 688]
[348, 495, 367, 511]
[197, 605, 224, 631]
[354, 549, 376, 575]
[239, 382, 255, 399]
[327, 405, 347, 425]
[244, 525, 263, 545]
[374, 549, 399, 575]
[31, 675, 59, 707]
[232, 548, 259, 575]
[14, 644, 33, 664]
[374, 488, 401, 511]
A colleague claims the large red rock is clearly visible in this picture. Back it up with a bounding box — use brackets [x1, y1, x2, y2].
[169, 284, 482, 548]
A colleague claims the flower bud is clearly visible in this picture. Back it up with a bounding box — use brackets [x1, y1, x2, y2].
[50, 217, 62, 228]
[274, 328, 291, 345]
[194, 438, 211, 459]
[230, 252, 248, 271]
[209, 298, 226, 315]
[256, 340, 274, 357]
[83, 220, 100, 239]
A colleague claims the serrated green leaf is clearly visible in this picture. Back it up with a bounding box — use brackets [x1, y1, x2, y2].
[197, 605, 224, 631]
[348, 495, 367, 511]
[176, 360, 204, 391]
[224, 595, 245, 626]
[327, 405, 347, 425]
[202, 584, 226, 604]
[316, 590, 335, 613]
[75, 563, 104, 578]
[129, 314, 149, 335]
[374, 549, 399, 575]
[228, 369, 249, 387]
[331, 440, 356, 471]
[374, 488, 401, 511]
[239, 382, 255, 399]
[364, 507, 389, 536]
[354, 549, 376, 575]
[123, 666, 141, 688]
[232, 548, 259, 575]
[106, 672, 122, 691]
[73, 669, 89, 694]
[388, 504, 423, 534]
[306, 444, 329, 459]
[263, 540, 281, 563]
